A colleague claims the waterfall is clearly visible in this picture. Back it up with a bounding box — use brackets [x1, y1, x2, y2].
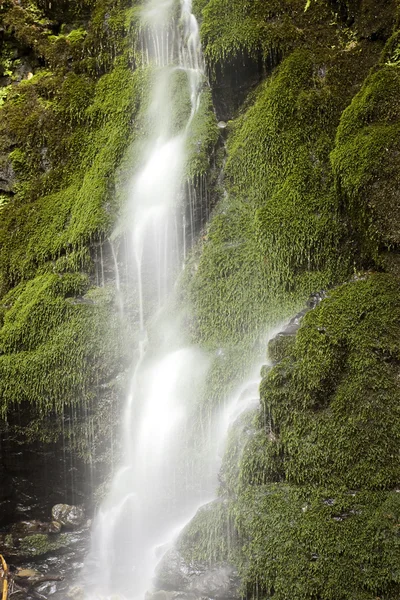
[81, 1, 211, 598]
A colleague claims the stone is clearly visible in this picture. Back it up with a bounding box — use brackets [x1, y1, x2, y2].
[0, 154, 15, 192]
[51, 504, 85, 529]
[155, 549, 190, 591]
[11, 521, 50, 535]
[49, 521, 62, 533]
[146, 592, 196, 600]
[11, 520, 62, 535]
[15, 569, 40, 579]
[66, 586, 85, 599]
[188, 564, 240, 599]
[154, 548, 240, 600]
[0, 532, 69, 558]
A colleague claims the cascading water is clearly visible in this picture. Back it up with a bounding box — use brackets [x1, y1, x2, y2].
[82, 1, 212, 598]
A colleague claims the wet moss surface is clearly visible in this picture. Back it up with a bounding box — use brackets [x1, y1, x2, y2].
[1, 0, 400, 595]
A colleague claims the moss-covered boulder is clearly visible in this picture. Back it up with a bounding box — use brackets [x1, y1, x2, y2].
[332, 62, 400, 267]
[260, 273, 400, 489]
[234, 484, 400, 600]
[199, 0, 337, 67]
[0, 531, 78, 559]
[0, 0, 148, 496]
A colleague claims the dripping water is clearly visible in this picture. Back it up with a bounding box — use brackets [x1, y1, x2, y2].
[82, 1, 210, 598]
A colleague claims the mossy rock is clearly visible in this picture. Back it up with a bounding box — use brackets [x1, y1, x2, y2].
[199, 0, 337, 68]
[233, 484, 400, 600]
[212, 273, 400, 598]
[259, 273, 400, 490]
[177, 499, 235, 565]
[0, 279, 130, 438]
[0, 532, 72, 558]
[331, 64, 400, 264]
[329, 0, 397, 40]
[185, 46, 376, 347]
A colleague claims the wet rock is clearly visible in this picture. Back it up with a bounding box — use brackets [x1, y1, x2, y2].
[8, 592, 26, 600]
[0, 529, 84, 559]
[35, 581, 57, 595]
[66, 586, 85, 600]
[49, 521, 62, 533]
[51, 504, 85, 529]
[0, 154, 15, 192]
[0, 532, 67, 558]
[11, 521, 58, 535]
[12, 58, 35, 83]
[154, 548, 240, 600]
[211, 51, 266, 121]
[307, 291, 327, 310]
[188, 564, 240, 599]
[146, 592, 197, 600]
[155, 549, 190, 591]
[0, 495, 16, 528]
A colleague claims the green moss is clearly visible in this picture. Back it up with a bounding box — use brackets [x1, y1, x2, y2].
[0, 2, 146, 452]
[0, 62, 146, 289]
[165, 68, 192, 136]
[199, 0, 336, 68]
[219, 407, 285, 495]
[185, 86, 219, 179]
[192, 273, 400, 599]
[185, 48, 367, 348]
[267, 333, 296, 363]
[177, 499, 235, 565]
[0, 282, 129, 418]
[233, 484, 400, 600]
[18, 533, 70, 557]
[192, 0, 209, 20]
[0, 273, 88, 352]
[259, 273, 400, 490]
[331, 64, 400, 264]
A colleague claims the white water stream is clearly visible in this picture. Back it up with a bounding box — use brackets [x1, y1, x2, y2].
[81, 1, 287, 597]
[82, 1, 211, 598]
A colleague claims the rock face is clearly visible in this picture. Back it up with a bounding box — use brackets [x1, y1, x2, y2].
[153, 548, 240, 600]
[51, 504, 85, 529]
[0, 154, 15, 192]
